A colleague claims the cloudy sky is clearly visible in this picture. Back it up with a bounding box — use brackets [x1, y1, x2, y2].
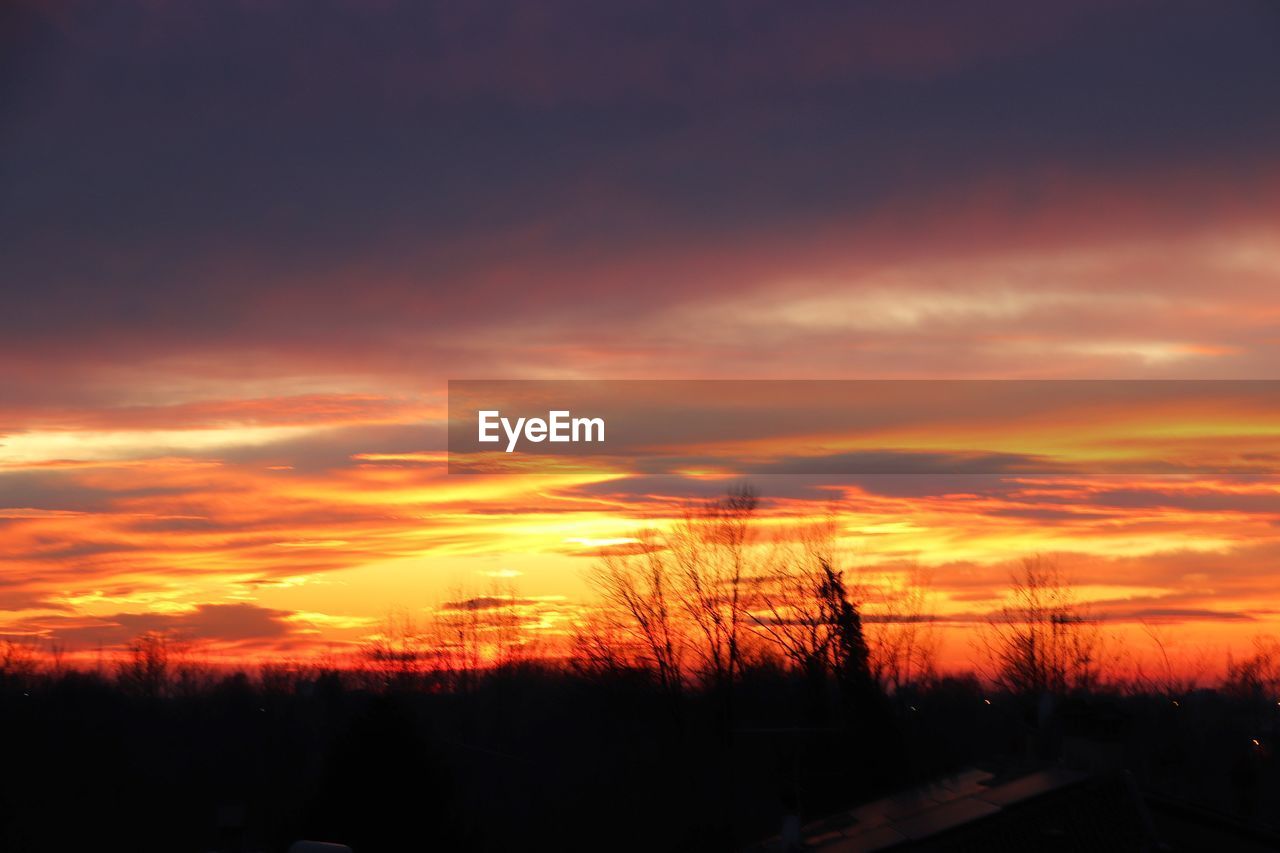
[3, 0, 1280, 670]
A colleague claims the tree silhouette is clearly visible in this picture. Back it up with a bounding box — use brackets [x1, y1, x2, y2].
[978, 556, 1101, 696]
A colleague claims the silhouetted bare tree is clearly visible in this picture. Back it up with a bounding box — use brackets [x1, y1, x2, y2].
[0, 638, 41, 688]
[749, 521, 851, 678]
[586, 528, 687, 701]
[362, 609, 431, 684]
[866, 565, 940, 692]
[117, 631, 183, 697]
[668, 486, 758, 693]
[1224, 635, 1280, 701]
[977, 556, 1101, 696]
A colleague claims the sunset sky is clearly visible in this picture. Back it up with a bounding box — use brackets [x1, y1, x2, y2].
[3, 0, 1280, 674]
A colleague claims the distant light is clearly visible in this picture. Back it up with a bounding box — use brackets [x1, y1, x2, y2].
[983, 699, 992, 705]
[1252, 738, 1261, 746]
[1172, 700, 1180, 707]
[909, 705, 917, 712]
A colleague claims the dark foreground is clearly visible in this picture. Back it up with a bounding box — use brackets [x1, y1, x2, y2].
[0, 664, 1277, 852]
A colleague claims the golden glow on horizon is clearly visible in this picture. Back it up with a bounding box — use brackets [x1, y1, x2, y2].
[3, 385, 1280, 679]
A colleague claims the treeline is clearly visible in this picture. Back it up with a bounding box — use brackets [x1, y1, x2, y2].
[0, 641, 971, 852]
[3, 489, 1280, 851]
[4, 633, 1278, 852]
[346, 487, 1280, 710]
[352, 487, 941, 702]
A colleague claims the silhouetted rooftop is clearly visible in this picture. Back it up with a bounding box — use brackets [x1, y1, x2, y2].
[756, 767, 1157, 851]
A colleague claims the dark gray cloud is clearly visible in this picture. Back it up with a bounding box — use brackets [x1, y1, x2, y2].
[1104, 607, 1255, 623]
[24, 602, 299, 647]
[440, 596, 541, 612]
[2, 0, 1279, 381]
